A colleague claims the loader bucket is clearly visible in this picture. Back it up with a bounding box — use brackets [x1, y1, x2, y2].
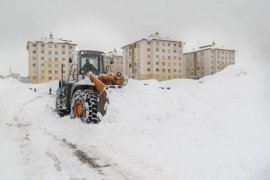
[86, 74, 108, 116]
[98, 90, 108, 116]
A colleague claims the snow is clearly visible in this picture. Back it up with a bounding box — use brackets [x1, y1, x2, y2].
[0, 59, 270, 179]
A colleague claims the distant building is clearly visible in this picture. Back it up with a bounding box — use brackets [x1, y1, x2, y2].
[20, 76, 29, 83]
[122, 32, 185, 81]
[27, 33, 77, 84]
[103, 51, 124, 74]
[184, 42, 235, 79]
[6, 73, 21, 81]
[5, 67, 21, 81]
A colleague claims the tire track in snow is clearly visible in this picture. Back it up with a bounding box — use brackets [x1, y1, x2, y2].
[44, 131, 132, 180]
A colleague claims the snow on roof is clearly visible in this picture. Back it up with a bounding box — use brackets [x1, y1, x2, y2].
[104, 49, 123, 56]
[30, 33, 76, 45]
[144, 32, 180, 42]
[122, 32, 182, 48]
[184, 42, 235, 54]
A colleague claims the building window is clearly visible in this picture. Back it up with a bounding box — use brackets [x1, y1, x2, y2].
[41, 57, 44, 60]
[49, 70, 52, 74]
[55, 58, 58, 61]
[147, 55, 150, 58]
[147, 42, 150, 45]
[168, 69, 171, 72]
[62, 45, 65, 48]
[48, 44, 52, 48]
[49, 77, 52, 80]
[33, 50, 36, 53]
[147, 62, 150, 65]
[147, 68, 150, 72]
[162, 69, 165, 72]
[156, 68, 159, 72]
[62, 58, 65, 61]
[168, 56, 170, 60]
[41, 44, 44, 47]
[147, 48, 150, 51]
[49, 51, 52, 54]
[32, 63, 36, 66]
[174, 56, 176, 60]
[156, 48, 159, 51]
[62, 51, 65, 55]
[162, 42, 165, 46]
[33, 44, 36, 47]
[33, 57, 36, 60]
[156, 62, 159, 65]
[162, 62, 165, 66]
[174, 50, 176, 53]
[178, 57, 181, 60]
[162, 49, 165, 53]
[174, 69, 176, 72]
[55, 51, 58, 55]
[69, 46, 73, 49]
[156, 55, 159, 58]
[174, 43, 176, 47]
[55, 70, 58, 74]
[41, 50, 44, 54]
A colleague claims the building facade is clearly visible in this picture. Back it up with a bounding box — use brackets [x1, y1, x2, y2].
[104, 52, 124, 74]
[184, 42, 235, 79]
[27, 33, 77, 84]
[122, 32, 185, 81]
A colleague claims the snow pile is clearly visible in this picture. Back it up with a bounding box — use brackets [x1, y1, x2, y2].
[0, 60, 269, 180]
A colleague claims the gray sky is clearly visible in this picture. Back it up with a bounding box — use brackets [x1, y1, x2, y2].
[0, 0, 269, 76]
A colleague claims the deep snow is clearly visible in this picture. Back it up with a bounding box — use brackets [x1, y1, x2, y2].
[0, 59, 270, 180]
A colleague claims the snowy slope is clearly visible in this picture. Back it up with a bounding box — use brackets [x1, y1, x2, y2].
[0, 60, 270, 180]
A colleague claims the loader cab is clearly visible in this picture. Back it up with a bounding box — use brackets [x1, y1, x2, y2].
[66, 50, 105, 82]
[78, 50, 104, 76]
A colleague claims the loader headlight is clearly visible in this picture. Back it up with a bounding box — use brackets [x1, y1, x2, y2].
[116, 72, 121, 77]
[80, 68, 84, 74]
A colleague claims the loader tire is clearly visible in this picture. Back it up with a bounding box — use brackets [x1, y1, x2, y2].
[70, 89, 100, 124]
[56, 88, 67, 117]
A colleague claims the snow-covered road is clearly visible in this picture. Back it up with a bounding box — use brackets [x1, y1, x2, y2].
[0, 82, 134, 180]
[1, 60, 270, 180]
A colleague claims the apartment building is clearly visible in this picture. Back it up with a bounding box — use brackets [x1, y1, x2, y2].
[122, 32, 185, 81]
[27, 33, 77, 84]
[104, 52, 124, 74]
[184, 42, 235, 79]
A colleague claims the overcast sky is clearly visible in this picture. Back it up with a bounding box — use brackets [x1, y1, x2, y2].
[0, 0, 269, 76]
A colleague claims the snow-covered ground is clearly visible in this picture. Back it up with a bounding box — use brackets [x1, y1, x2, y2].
[0, 60, 270, 180]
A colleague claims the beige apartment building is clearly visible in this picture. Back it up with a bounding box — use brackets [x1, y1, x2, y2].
[27, 33, 77, 84]
[122, 32, 185, 81]
[184, 42, 235, 79]
[104, 52, 124, 74]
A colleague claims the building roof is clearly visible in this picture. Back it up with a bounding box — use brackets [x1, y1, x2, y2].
[28, 33, 77, 45]
[184, 42, 235, 54]
[122, 32, 182, 48]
